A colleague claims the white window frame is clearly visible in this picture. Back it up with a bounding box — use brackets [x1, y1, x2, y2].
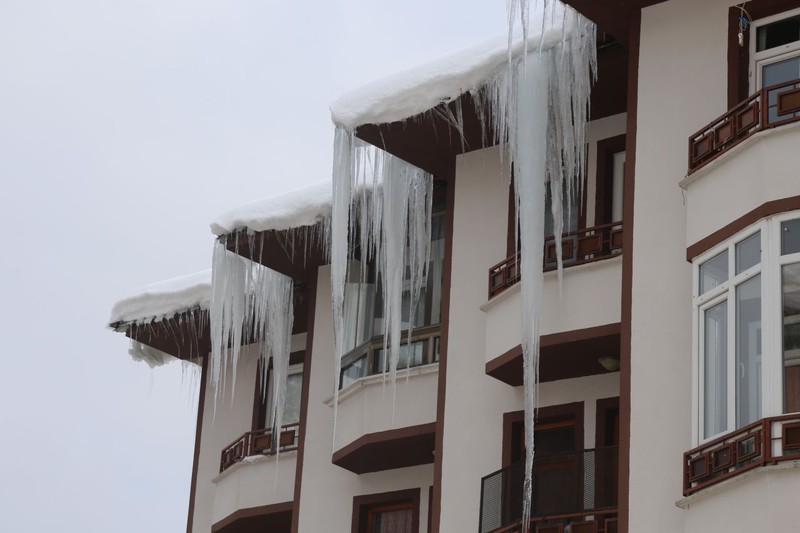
[749, 7, 800, 92]
[693, 211, 800, 444]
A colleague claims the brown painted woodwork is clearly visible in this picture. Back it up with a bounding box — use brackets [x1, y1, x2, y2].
[211, 502, 293, 533]
[219, 424, 301, 473]
[502, 403, 585, 468]
[489, 222, 625, 300]
[561, 1, 666, 44]
[686, 195, 800, 260]
[186, 354, 208, 533]
[689, 76, 800, 173]
[536, 525, 563, 533]
[352, 489, 421, 533]
[290, 276, 317, 533]
[487, 324, 622, 387]
[683, 414, 800, 495]
[332, 422, 436, 475]
[119, 309, 210, 361]
[571, 522, 598, 533]
[786, 365, 800, 413]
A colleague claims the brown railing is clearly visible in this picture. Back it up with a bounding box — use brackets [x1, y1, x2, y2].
[688, 77, 800, 174]
[488, 222, 624, 299]
[219, 423, 300, 473]
[683, 414, 800, 496]
[479, 447, 619, 533]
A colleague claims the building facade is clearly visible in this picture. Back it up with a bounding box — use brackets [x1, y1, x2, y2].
[110, 1, 800, 532]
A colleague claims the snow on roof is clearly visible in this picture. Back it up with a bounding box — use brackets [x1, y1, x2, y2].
[330, 20, 570, 130]
[210, 180, 332, 236]
[109, 270, 211, 326]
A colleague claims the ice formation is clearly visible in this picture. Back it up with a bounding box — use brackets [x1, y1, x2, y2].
[210, 236, 294, 445]
[108, 270, 212, 365]
[331, 1, 595, 529]
[330, 129, 433, 445]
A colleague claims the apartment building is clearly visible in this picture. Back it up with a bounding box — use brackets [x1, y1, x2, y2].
[109, 1, 800, 532]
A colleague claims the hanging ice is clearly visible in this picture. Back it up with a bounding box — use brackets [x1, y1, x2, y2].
[209, 236, 295, 449]
[330, 129, 433, 446]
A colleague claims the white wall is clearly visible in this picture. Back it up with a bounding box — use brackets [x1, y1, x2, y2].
[296, 265, 434, 533]
[630, 0, 734, 530]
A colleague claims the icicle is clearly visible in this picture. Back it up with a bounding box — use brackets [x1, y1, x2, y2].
[330, 128, 433, 446]
[209, 237, 295, 443]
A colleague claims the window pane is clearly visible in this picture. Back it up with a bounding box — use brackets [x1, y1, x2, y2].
[283, 373, 303, 424]
[704, 300, 728, 439]
[782, 219, 800, 255]
[756, 15, 800, 51]
[736, 232, 761, 274]
[700, 251, 728, 294]
[374, 340, 426, 371]
[783, 263, 800, 413]
[736, 275, 762, 428]
[763, 57, 800, 123]
[372, 508, 412, 533]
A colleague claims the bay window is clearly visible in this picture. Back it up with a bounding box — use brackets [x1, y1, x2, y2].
[694, 212, 800, 442]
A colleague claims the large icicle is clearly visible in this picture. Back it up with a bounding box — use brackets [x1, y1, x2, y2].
[330, 129, 433, 447]
[209, 236, 294, 445]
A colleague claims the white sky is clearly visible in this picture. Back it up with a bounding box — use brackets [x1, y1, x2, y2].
[0, 1, 511, 531]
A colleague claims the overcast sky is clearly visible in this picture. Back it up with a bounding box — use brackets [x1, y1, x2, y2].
[0, 1, 511, 531]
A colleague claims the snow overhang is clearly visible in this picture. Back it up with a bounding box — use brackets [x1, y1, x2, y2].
[209, 181, 330, 285]
[329, 27, 569, 176]
[108, 270, 212, 362]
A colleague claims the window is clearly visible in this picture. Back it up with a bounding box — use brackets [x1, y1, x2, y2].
[338, 207, 445, 387]
[751, 8, 800, 123]
[352, 489, 420, 533]
[253, 362, 303, 431]
[694, 212, 800, 442]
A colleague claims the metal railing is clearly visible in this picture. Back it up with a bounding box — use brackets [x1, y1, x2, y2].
[219, 423, 300, 473]
[688, 77, 800, 173]
[338, 324, 440, 389]
[488, 222, 624, 300]
[683, 413, 800, 496]
[479, 446, 619, 533]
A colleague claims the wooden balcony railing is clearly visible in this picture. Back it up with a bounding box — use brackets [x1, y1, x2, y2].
[219, 423, 300, 473]
[488, 222, 624, 300]
[479, 447, 619, 533]
[688, 77, 800, 174]
[683, 413, 800, 496]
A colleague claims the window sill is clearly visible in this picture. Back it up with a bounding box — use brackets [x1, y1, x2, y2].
[325, 363, 439, 406]
[675, 459, 800, 510]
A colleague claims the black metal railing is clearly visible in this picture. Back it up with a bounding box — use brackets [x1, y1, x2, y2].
[479, 447, 619, 533]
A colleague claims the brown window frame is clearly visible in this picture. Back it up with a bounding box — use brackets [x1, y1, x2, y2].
[351, 488, 421, 533]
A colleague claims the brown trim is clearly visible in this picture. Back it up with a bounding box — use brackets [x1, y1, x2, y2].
[594, 134, 627, 226]
[431, 165, 456, 533]
[728, 1, 800, 108]
[618, 11, 640, 533]
[211, 502, 293, 533]
[686, 195, 800, 261]
[352, 488, 421, 533]
[332, 422, 436, 474]
[290, 277, 317, 533]
[185, 353, 208, 533]
[595, 397, 620, 448]
[502, 403, 585, 467]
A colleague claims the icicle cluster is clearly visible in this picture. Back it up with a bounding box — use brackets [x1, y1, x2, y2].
[501, 3, 596, 530]
[330, 129, 433, 446]
[119, 307, 209, 366]
[210, 236, 295, 444]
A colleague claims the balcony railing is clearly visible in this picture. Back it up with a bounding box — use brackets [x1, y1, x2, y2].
[683, 413, 800, 496]
[339, 324, 440, 389]
[488, 222, 624, 299]
[479, 447, 619, 533]
[219, 423, 300, 473]
[688, 77, 800, 174]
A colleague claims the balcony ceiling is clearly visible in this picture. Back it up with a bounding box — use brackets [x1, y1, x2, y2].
[332, 422, 436, 475]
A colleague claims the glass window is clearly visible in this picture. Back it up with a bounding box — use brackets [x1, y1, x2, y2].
[736, 275, 762, 428]
[704, 301, 728, 439]
[783, 263, 800, 413]
[782, 219, 800, 255]
[700, 250, 728, 294]
[752, 9, 800, 123]
[736, 231, 761, 274]
[365, 504, 413, 533]
[757, 15, 800, 52]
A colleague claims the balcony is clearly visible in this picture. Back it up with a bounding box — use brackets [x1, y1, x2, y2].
[488, 222, 623, 300]
[219, 423, 300, 473]
[688, 77, 800, 174]
[683, 414, 800, 497]
[479, 447, 619, 533]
